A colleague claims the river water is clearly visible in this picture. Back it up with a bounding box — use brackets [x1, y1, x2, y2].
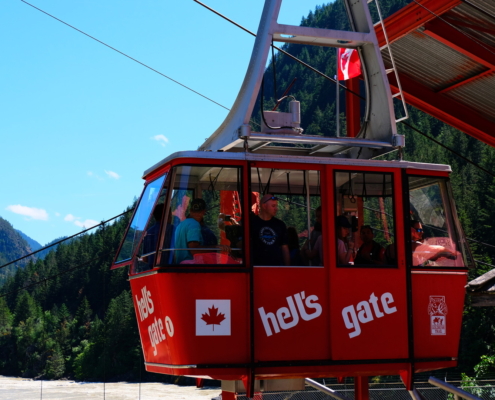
[0, 376, 221, 400]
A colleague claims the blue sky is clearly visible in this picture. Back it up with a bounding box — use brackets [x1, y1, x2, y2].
[1, 0, 324, 246]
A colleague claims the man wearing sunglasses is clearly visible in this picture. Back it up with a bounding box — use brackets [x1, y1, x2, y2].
[250, 194, 290, 266]
[411, 220, 457, 266]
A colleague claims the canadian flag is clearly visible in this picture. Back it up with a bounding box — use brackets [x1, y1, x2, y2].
[337, 48, 361, 80]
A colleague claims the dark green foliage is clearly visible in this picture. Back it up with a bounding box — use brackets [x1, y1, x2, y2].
[0, 217, 36, 285]
[0, 209, 139, 380]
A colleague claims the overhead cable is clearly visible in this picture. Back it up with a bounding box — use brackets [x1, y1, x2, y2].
[0, 208, 133, 271]
[21, 0, 230, 111]
[192, 0, 363, 99]
[401, 121, 495, 179]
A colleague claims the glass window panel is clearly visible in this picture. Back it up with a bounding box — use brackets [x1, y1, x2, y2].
[250, 168, 321, 266]
[160, 165, 243, 266]
[335, 172, 395, 267]
[408, 176, 467, 267]
[115, 174, 166, 264]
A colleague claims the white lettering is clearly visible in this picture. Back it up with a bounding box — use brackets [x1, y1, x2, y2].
[259, 291, 322, 336]
[381, 292, 397, 314]
[356, 301, 373, 324]
[259, 307, 280, 337]
[342, 291, 398, 338]
[294, 292, 322, 321]
[342, 305, 361, 338]
[369, 293, 384, 318]
[276, 297, 299, 330]
[148, 316, 166, 356]
[136, 286, 154, 322]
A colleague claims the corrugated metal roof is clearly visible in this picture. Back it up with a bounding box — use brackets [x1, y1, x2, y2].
[445, 72, 495, 123]
[383, 31, 487, 92]
[449, 3, 495, 49]
[464, 0, 495, 19]
[380, 0, 495, 146]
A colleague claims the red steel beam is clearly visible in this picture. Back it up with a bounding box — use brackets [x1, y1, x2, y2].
[389, 74, 495, 148]
[346, 77, 361, 137]
[423, 18, 495, 69]
[375, 0, 461, 47]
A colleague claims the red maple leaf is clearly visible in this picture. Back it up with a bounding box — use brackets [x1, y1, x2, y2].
[201, 305, 226, 331]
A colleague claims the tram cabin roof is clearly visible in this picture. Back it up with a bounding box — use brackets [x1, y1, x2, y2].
[143, 150, 451, 180]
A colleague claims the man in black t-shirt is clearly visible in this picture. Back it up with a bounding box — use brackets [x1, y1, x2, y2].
[250, 194, 289, 266]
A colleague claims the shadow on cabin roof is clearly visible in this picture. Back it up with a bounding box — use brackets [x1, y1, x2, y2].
[466, 268, 495, 306]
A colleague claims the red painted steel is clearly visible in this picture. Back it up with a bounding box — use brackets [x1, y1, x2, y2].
[423, 19, 495, 70]
[346, 78, 361, 138]
[375, 0, 461, 47]
[121, 157, 467, 384]
[389, 75, 495, 148]
[411, 272, 466, 359]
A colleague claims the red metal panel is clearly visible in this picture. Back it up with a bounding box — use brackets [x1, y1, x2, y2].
[390, 75, 495, 148]
[130, 272, 250, 366]
[346, 78, 361, 138]
[411, 271, 466, 359]
[423, 18, 495, 69]
[375, 0, 461, 46]
[254, 267, 330, 361]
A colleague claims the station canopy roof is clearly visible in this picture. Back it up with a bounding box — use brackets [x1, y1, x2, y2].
[377, 0, 495, 147]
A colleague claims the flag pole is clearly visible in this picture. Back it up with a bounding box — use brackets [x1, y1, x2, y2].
[336, 48, 340, 137]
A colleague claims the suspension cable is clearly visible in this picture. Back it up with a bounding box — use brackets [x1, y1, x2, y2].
[21, 0, 230, 111]
[0, 209, 133, 271]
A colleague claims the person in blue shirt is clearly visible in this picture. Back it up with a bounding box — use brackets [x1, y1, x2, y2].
[174, 198, 229, 264]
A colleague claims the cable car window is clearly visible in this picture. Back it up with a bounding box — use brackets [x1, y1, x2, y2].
[159, 165, 243, 266]
[133, 178, 170, 273]
[335, 171, 395, 267]
[115, 174, 166, 264]
[408, 176, 468, 268]
[250, 168, 321, 266]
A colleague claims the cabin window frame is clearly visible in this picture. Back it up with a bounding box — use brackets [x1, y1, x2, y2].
[154, 162, 247, 270]
[333, 169, 398, 269]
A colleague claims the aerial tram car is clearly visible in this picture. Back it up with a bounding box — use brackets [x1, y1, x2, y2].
[111, 0, 473, 398]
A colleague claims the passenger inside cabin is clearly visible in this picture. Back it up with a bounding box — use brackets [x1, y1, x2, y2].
[354, 225, 385, 265]
[301, 206, 322, 265]
[336, 215, 355, 265]
[174, 198, 229, 264]
[287, 226, 304, 266]
[250, 194, 290, 266]
[410, 220, 457, 267]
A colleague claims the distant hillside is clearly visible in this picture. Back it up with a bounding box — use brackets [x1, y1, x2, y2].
[36, 236, 68, 259]
[0, 217, 36, 284]
[16, 230, 42, 252]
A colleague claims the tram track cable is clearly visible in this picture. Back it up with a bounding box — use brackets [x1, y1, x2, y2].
[192, 0, 363, 99]
[20, 0, 230, 111]
[0, 208, 133, 271]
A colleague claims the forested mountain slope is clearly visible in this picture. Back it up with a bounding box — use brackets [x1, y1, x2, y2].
[1, 0, 494, 382]
[0, 217, 36, 284]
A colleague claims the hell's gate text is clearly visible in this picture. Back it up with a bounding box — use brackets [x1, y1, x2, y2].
[148, 316, 166, 356]
[136, 286, 154, 322]
[258, 291, 322, 337]
[342, 292, 397, 338]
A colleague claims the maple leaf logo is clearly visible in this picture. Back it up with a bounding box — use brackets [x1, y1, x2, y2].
[201, 305, 226, 331]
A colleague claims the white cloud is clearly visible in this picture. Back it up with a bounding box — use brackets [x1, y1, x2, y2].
[64, 214, 78, 222]
[152, 134, 169, 147]
[74, 219, 99, 229]
[6, 205, 49, 221]
[105, 170, 120, 179]
[55, 212, 61, 217]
